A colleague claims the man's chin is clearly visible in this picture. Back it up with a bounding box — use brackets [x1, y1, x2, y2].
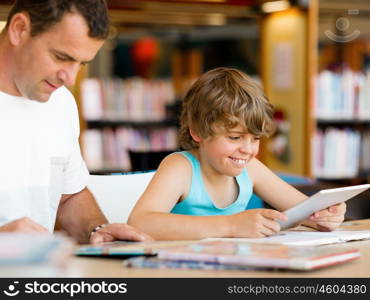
[28, 92, 53, 103]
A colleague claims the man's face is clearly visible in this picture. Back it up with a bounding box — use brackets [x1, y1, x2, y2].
[12, 12, 104, 102]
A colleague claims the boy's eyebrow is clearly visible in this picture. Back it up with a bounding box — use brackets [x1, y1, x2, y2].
[227, 130, 261, 136]
[52, 49, 92, 65]
[228, 130, 247, 134]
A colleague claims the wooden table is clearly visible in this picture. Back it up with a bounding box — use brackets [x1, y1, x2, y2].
[69, 219, 370, 278]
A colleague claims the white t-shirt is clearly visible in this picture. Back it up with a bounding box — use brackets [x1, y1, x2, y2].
[0, 87, 89, 231]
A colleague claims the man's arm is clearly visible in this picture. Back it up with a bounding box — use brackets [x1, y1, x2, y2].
[56, 187, 153, 244]
[0, 217, 50, 233]
[56, 188, 106, 244]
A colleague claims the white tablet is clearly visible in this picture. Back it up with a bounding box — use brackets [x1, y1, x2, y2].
[278, 184, 370, 230]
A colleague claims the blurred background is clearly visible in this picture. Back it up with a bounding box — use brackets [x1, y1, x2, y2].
[0, 0, 369, 218]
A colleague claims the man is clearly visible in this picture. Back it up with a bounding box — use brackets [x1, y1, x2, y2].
[0, 0, 152, 244]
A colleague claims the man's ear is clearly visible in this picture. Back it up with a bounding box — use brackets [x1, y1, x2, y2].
[7, 13, 31, 46]
[189, 127, 202, 143]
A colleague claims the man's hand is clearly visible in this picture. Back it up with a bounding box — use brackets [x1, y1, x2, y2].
[0, 217, 50, 233]
[89, 223, 154, 244]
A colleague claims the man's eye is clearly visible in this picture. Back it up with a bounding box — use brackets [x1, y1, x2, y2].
[56, 55, 67, 61]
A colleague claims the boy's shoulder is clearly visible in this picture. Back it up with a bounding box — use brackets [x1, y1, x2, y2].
[156, 153, 193, 186]
[161, 152, 192, 168]
[157, 152, 193, 175]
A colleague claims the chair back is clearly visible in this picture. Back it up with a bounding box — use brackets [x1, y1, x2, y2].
[87, 171, 155, 223]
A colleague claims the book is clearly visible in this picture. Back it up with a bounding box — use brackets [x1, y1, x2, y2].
[82, 127, 178, 172]
[0, 233, 74, 277]
[312, 128, 361, 178]
[156, 240, 360, 271]
[315, 68, 370, 120]
[123, 256, 256, 271]
[205, 230, 370, 246]
[75, 240, 196, 256]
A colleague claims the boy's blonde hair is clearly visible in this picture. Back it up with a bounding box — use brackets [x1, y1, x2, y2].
[179, 67, 275, 150]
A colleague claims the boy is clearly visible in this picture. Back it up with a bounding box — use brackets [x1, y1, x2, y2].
[128, 67, 345, 240]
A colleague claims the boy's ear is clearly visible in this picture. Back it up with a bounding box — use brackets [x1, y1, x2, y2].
[7, 13, 31, 47]
[189, 127, 202, 143]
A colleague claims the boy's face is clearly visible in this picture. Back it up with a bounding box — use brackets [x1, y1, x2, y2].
[11, 12, 104, 102]
[197, 124, 260, 177]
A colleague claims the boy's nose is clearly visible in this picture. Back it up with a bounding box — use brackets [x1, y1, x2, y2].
[240, 141, 253, 154]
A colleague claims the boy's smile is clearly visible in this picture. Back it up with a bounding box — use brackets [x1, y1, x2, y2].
[229, 157, 248, 167]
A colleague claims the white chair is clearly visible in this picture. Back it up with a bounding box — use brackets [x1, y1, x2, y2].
[87, 171, 155, 223]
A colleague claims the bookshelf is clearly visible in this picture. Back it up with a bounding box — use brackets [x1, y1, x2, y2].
[313, 4, 370, 183]
[80, 77, 179, 172]
[260, 0, 370, 184]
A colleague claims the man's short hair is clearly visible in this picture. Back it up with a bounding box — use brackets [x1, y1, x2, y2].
[179, 67, 276, 150]
[6, 0, 110, 39]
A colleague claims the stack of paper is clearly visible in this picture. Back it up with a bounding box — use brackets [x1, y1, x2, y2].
[205, 230, 370, 246]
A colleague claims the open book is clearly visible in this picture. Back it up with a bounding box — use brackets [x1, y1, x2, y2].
[156, 240, 360, 271]
[205, 230, 370, 246]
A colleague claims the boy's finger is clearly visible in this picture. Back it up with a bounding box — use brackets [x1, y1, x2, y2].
[329, 202, 346, 213]
[261, 209, 287, 221]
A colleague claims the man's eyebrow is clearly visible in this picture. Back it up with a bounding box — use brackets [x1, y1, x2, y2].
[52, 50, 91, 64]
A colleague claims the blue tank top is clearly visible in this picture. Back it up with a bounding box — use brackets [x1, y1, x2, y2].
[171, 151, 253, 216]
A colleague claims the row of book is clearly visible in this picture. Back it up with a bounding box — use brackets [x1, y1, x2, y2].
[82, 127, 178, 171]
[81, 78, 176, 121]
[311, 128, 370, 179]
[315, 68, 370, 120]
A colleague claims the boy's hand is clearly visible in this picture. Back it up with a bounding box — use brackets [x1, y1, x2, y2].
[306, 202, 346, 231]
[227, 209, 287, 238]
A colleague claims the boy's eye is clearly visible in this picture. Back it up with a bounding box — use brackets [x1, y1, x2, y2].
[253, 136, 261, 142]
[228, 136, 240, 140]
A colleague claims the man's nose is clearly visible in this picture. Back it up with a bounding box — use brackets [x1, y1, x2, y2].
[57, 63, 80, 86]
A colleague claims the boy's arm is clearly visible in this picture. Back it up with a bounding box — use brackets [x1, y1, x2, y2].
[247, 157, 308, 211]
[248, 158, 345, 231]
[127, 154, 232, 239]
[128, 154, 285, 240]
